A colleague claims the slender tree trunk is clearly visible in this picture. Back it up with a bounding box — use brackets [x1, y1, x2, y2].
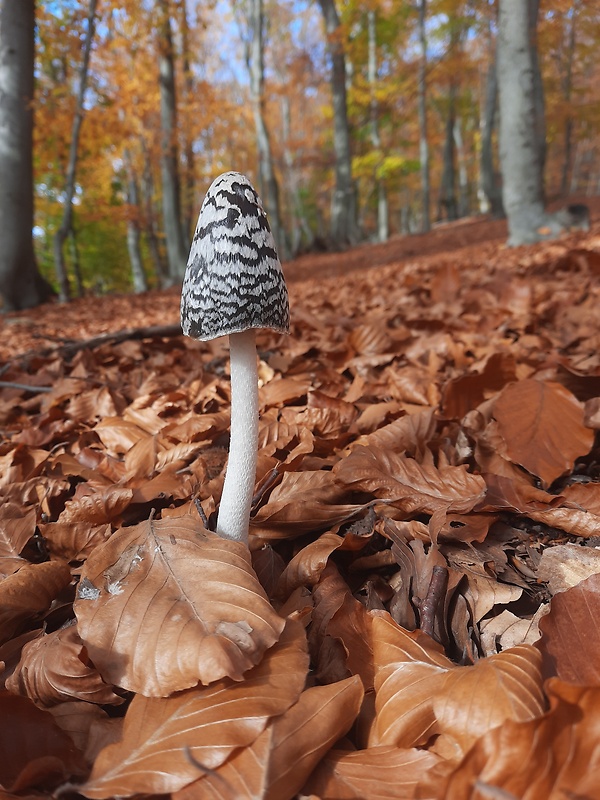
[158, 0, 188, 283]
[0, 0, 53, 311]
[497, 0, 548, 245]
[368, 9, 388, 242]
[454, 119, 469, 217]
[69, 228, 84, 297]
[480, 41, 504, 216]
[280, 94, 312, 254]
[53, 0, 98, 303]
[124, 149, 148, 294]
[246, 0, 287, 258]
[559, 0, 579, 196]
[179, 0, 195, 242]
[528, 0, 546, 191]
[141, 139, 167, 286]
[438, 85, 457, 221]
[417, 0, 430, 232]
[317, 0, 357, 246]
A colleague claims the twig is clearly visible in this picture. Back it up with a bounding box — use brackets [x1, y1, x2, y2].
[8, 322, 183, 365]
[417, 565, 448, 639]
[194, 497, 211, 529]
[0, 381, 53, 393]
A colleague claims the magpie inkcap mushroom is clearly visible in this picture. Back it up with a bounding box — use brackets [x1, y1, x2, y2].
[181, 172, 290, 544]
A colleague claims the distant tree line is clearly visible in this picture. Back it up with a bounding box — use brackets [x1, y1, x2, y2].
[0, 0, 597, 309]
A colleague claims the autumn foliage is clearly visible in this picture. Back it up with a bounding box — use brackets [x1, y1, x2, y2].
[1, 216, 600, 797]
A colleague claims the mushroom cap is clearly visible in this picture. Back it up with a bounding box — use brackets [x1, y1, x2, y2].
[180, 172, 290, 341]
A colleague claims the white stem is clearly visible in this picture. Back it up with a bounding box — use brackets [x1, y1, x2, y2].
[216, 329, 259, 544]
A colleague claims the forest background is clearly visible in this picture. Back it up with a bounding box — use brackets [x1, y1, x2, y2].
[2, 0, 599, 308]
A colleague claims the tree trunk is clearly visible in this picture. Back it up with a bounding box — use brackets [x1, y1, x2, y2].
[317, 0, 357, 246]
[559, 0, 580, 196]
[69, 228, 84, 297]
[416, 0, 430, 233]
[454, 118, 469, 217]
[438, 85, 457, 221]
[497, 0, 548, 245]
[179, 0, 195, 243]
[158, 0, 188, 283]
[280, 94, 313, 254]
[246, 0, 287, 258]
[368, 9, 388, 242]
[0, 0, 53, 311]
[52, 0, 97, 303]
[124, 149, 148, 294]
[480, 40, 504, 217]
[141, 139, 167, 286]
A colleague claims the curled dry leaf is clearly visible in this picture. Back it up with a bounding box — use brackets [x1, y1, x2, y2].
[6, 624, 122, 708]
[439, 679, 600, 800]
[0, 691, 85, 792]
[50, 701, 124, 766]
[275, 532, 344, 599]
[372, 613, 545, 758]
[177, 675, 364, 800]
[537, 543, 600, 594]
[80, 619, 309, 799]
[0, 561, 72, 646]
[538, 571, 600, 685]
[57, 484, 134, 526]
[351, 407, 436, 454]
[492, 380, 594, 487]
[250, 470, 369, 541]
[74, 513, 285, 695]
[303, 744, 448, 799]
[0, 505, 37, 559]
[334, 445, 486, 522]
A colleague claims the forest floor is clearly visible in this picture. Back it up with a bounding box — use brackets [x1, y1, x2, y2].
[2, 201, 600, 799]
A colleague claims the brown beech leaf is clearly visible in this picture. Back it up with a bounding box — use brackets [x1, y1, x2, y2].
[74, 513, 285, 695]
[0, 505, 37, 558]
[492, 380, 594, 487]
[0, 691, 85, 792]
[334, 446, 486, 518]
[79, 619, 309, 798]
[39, 521, 112, 562]
[440, 351, 517, 420]
[372, 614, 544, 755]
[50, 701, 123, 766]
[250, 470, 368, 541]
[303, 744, 447, 799]
[439, 679, 600, 799]
[0, 561, 72, 646]
[538, 571, 600, 684]
[57, 484, 133, 525]
[178, 676, 364, 800]
[275, 532, 344, 599]
[352, 407, 436, 454]
[6, 623, 122, 707]
[433, 644, 546, 759]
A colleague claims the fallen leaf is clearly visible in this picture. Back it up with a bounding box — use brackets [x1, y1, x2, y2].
[75, 513, 285, 694]
[492, 380, 594, 487]
[80, 619, 309, 798]
[177, 676, 364, 800]
[538, 571, 600, 684]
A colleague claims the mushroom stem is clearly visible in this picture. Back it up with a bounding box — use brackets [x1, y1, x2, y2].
[216, 329, 259, 544]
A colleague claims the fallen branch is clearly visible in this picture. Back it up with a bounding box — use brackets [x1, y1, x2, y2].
[10, 323, 183, 364]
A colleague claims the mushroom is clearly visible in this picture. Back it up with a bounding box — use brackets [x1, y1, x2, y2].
[180, 172, 290, 545]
